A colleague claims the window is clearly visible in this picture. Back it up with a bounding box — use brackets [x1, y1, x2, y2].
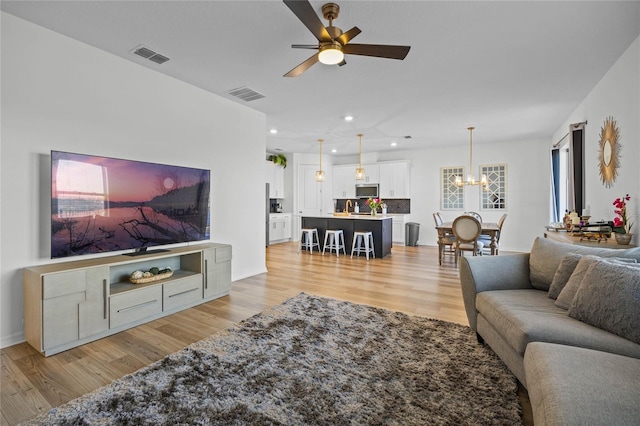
[441, 167, 464, 210]
[480, 164, 507, 210]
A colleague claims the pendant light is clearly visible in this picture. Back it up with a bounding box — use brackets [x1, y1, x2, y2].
[455, 127, 488, 189]
[315, 139, 325, 182]
[355, 133, 366, 180]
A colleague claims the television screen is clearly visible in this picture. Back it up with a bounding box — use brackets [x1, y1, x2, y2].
[51, 151, 210, 258]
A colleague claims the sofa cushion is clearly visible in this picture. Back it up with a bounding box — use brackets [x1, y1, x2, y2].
[547, 253, 582, 300]
[524, 342, 640, 426]
[476, 289, 640, 359]
[529, 237, 640, 290]
[555, 256, 637, 310]
[569, 259, 640, 344]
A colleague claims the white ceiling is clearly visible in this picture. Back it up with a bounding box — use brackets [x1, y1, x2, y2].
[2, 1, 639, 156]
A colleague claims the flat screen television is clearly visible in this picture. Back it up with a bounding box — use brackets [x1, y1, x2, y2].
[51, 150, 210, 259]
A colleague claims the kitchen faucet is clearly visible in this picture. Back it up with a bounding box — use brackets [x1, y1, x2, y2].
[344, 200, 352, 214]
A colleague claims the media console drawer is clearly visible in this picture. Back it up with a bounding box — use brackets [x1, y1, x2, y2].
[163, 275, 202, 311]
[110, 286, 162, 329]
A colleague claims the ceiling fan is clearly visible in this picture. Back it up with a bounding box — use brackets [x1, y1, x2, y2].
[283, 0, 411, 77]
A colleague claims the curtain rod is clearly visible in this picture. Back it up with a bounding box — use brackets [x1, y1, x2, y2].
[552, 120, 588, 148]
[552, 132, 569, 148]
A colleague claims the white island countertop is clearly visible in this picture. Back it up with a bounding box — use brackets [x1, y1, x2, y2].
[300, 214, 393, 221]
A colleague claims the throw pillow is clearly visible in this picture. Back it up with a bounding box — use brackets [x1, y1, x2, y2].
[548, 253, 582, 300]
[529, 237, 640, 291]
[555, 256, 638, 310]
[568, 259, 640, 345]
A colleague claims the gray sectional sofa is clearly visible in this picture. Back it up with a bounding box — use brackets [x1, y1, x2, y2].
[460, 237, 640, 425]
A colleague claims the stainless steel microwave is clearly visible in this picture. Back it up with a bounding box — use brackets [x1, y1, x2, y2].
[355, 184, 379, 198]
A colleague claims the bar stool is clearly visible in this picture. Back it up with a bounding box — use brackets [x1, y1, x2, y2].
[299, 228, 320, 253]
[351, 231, 375, 260]
[322, 229, 346, 257]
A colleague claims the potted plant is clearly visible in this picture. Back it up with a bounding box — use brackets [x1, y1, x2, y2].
[613, 194, 633, 245]
[267, 153, 287, 168]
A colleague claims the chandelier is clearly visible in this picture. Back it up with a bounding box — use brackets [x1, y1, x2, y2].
[355, 133, 365, 180]
[316, 139, 325, 182]
[455, 127, 488, 189]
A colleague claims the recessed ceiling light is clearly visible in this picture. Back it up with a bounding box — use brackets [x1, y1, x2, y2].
[390, 142, 397, 147]
[344, 116, 354, 122]
[270, 129, 277, 134]
[331, 149, 337, 153]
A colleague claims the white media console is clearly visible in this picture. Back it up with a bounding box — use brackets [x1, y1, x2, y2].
[23, 243, 231, 356]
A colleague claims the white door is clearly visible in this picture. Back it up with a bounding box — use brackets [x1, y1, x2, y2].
[295, 164, 323, 240]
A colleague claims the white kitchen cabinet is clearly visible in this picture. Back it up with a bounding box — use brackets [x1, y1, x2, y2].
[379, 161, 410, 198]
[269, 213, 292, 243]
[359, 164, 379, 183]
[24, 243, 231, 356]
[265, 161, 285, 198]
[387, 214, 409, 245]
[332, 165, 356, 198]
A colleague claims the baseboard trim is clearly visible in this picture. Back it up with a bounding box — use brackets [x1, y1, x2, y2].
[1, 331, 25, 349]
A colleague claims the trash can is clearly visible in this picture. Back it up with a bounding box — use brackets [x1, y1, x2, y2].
[405, 222, 420, 246]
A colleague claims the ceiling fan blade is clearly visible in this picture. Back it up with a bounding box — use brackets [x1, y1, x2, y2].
[292, 44, 319, 49]
[283, 0, 331, 42]
[284, 53, 320, 77]
[337, 26, 361, 45]
[342, 44, 411, 60]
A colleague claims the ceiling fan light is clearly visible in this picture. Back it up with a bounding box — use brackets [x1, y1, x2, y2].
[318, 44, 344, 65]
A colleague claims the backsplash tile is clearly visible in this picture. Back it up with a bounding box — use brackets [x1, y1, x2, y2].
[335, 199, 411, 214]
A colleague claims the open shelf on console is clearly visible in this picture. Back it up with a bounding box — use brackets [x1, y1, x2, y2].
[110, 269, 201, 295]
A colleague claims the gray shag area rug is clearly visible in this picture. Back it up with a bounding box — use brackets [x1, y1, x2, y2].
[26, 293, 522, 425]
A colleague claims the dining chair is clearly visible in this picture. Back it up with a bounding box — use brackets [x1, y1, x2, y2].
[451, 215, 484, 267]
[433, 212, 455, 263]
[464, 211, 482, 223]
[479, 213, 507, 255]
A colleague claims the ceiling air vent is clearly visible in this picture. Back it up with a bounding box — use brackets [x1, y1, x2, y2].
[131, 45, 170, 65]
[226, 86, 265, 102]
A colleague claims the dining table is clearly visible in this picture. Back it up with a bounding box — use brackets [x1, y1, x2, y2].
[435, 221, 501, 265]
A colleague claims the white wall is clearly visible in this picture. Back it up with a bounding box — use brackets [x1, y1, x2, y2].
[1, 13, 267, 347]
[378, 137, 550, 253]
[552, 35, 640, 245]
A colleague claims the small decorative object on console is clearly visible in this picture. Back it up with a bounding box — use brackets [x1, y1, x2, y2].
[130, 267, 173, 284]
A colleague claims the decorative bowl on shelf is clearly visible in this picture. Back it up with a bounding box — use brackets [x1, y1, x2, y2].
[129, 270, 174, 284]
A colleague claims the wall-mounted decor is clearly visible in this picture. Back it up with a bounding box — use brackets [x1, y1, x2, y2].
[441, 167, 464, 210]
[598, 116, 621, 188]
[481, 164, 507, 210]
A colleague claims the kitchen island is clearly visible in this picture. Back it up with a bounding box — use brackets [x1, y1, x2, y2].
[301, 215, 393, 258]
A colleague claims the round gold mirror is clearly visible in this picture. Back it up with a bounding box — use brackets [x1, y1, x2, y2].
[598, 117, 620, 188]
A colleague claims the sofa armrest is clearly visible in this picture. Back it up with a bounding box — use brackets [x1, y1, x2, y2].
[459, 253, 533, 331]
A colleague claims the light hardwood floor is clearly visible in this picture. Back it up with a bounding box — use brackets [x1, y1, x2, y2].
[1, 243, 530, 425]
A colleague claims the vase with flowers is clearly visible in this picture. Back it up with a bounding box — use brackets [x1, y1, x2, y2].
[366, 197, 383, 216]
[613, 194, 634, 245]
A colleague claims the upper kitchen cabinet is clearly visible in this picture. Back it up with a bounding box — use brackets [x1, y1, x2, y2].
[332, 165, 356, 198]
[379, 161, 410, 198]
[265, 160, 285, 198]
[359, 164, 379, 184]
